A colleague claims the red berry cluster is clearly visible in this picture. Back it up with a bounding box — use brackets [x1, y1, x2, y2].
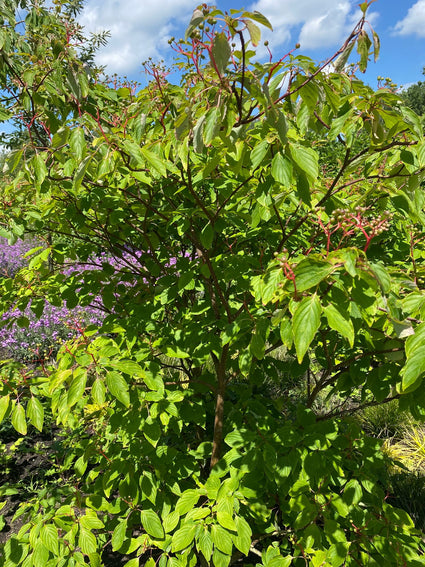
[316, 206, 392, 253]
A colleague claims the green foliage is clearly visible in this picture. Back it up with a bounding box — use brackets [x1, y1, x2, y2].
[1, 0, 425, 565]
[356, 400, 413, 440]
[401, 72, 425, 117]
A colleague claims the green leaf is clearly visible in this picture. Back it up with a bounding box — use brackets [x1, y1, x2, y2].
[245, 20, 261, 46]
[211, 524, 233, 554]
[401, 323, 425, 390]
[275, 111, 288, 144]
[106, 371, 130, 407]
[67, 68, 82, 99]
[356, 30, 372, 73]
[260, 266, 284, 304]
[92, 379, 106, 405]
[289, 144, 318, 182]
[41, 524, 59, 554]
[79, 527, 97, 555]
[334, 41, 355, 72]
[140, 471, 158, 504]
[0, 395, 10, 425]
[33, 541, 49, 565]
[0, 103, 12, 121]
[143, 419, 161, 447]
[70, 128, 86, 161]
[123, 140, 145, 167]
[292, 295, 322, 363]
[242, 11, 273, 30]
[250, 332, 265, 360]
[27, 397, 44, 431]
[176, 490, 200, 515]
[323, 304, 354, 347]
[123, 559, 139, 567]
[163, 511, 180, 533]
[271, 153, 292, 186]
[203, 107, 220, 145]
[212, 548, 231, 567]
[217, 511, 236, 531]
[343, 479, 362, 506]
[197, 528, 213, 562]
[16, 316, 29, 329]
[251, 139, 269, 169]
[372, 30, 380, 62]
[280, 318, 293, 349]
[232, 516, 252, 555]
[370, 262, 391, 293]
[140, 147, 167, 177]
[417, 142, 425, 168]
[80, 513, 104, 530]
[268, 557, 292, 567]
[211, 32, 231, 77]
[141, 509, 164, 539]
[402, 348, 425, 391]
[193, 115, 206, 153]
[11, 404, 27, 435]
[73, 155, 91, 190]
[109, 360, 144, 376]
[185, 8, 204, 39]
[111, 520, 127, 552]
[294, 258, 333, 292]
[200, 222, 214, 249]
[33, 153, 48, 186]
[171, 523, 197, 553]
[300, 81, 319, 112]
[67, 370, 87, 408]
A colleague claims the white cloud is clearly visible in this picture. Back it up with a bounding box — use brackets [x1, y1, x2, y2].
[299, 4, 352, 49]
[78, 0, 200, 75]
[394, 0, 425, 37]
[77, 0, 380, 77]
[248, 0, 376, 52]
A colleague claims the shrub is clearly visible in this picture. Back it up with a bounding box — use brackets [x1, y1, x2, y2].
[1, 1, 425, 565]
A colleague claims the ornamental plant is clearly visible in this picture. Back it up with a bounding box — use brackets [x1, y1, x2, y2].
[1, 1, 425, 566]
[0, 237, 105, 362]
[0, 300, 103, 364]
[0, 236, 40, 278]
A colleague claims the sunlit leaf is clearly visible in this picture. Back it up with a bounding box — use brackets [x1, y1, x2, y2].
[292, 295, 322, 363]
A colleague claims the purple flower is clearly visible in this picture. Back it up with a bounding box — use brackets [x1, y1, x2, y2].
[0, 236, 41, 278]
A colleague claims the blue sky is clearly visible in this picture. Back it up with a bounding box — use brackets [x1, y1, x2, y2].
[77, 0, 425, 89]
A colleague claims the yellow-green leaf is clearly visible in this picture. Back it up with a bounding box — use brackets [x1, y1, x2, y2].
[27, 397, 44, 431]
[11, 403, 27, 435]
[0, 395, 10, 425]
[292, 295, 322, 363]
[140, 509, 164, 539]
[323, 304, 354, 347]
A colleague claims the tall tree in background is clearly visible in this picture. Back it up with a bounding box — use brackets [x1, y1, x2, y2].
[401, 69, 425, 116]
[1, 1, 425, 565]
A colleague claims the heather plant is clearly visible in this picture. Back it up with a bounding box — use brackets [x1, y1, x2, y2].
[2, 1, 425, 566]
[0, 236, 41, 278]
[0, 301, 103, 364]
[0, 237, 106, 362]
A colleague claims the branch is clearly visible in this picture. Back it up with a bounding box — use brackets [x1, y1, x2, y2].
[210, 344, 229, 469]
[317, 394, 401, 421]
[239, 15, 367, 126]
